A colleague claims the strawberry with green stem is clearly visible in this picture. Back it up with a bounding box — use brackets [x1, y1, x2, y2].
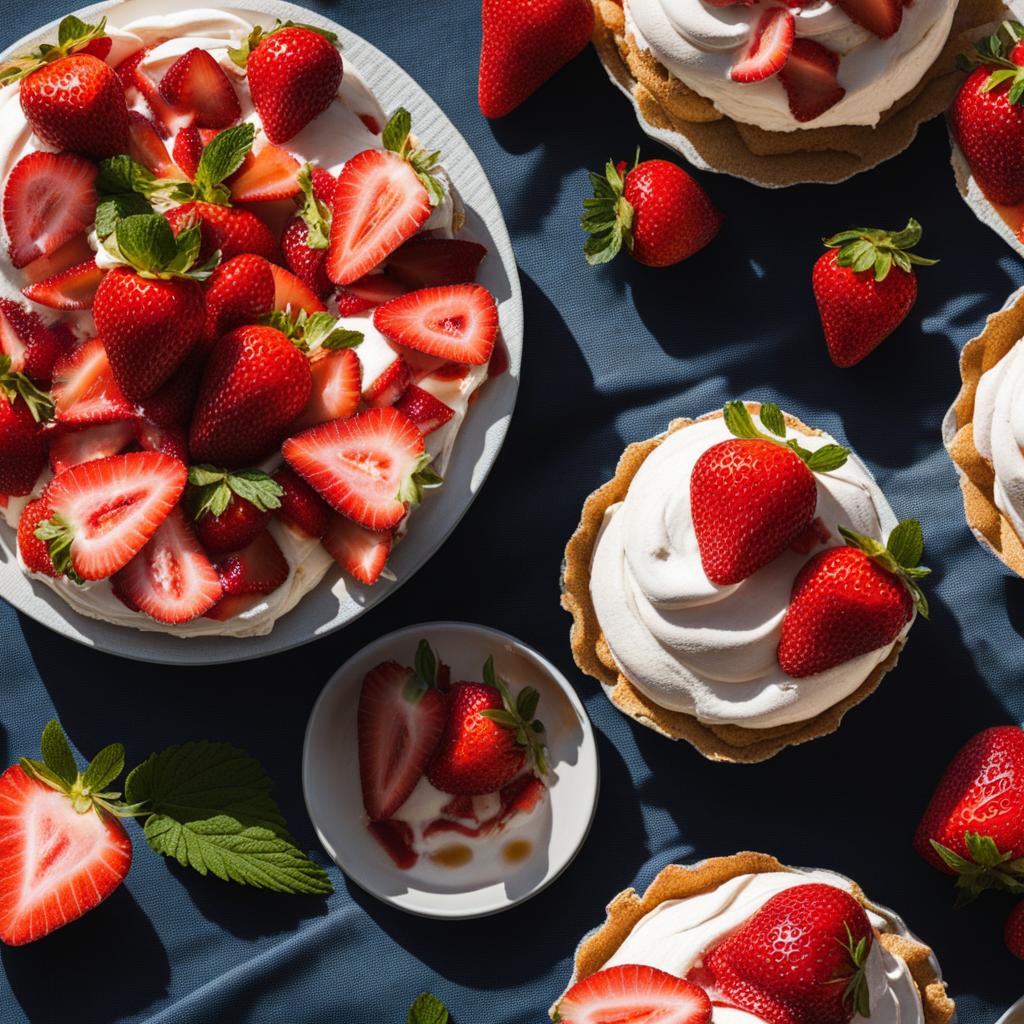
[187, 465, 284, 556]
[282, 163, 334, 299]
[0, 355, 53, 495]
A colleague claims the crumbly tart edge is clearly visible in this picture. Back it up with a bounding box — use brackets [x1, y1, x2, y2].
[560, 404, 906, 764]
[944, 286, 1024, 577]
[590, 0, 1008, 187]
[549, 853, 954, 1024]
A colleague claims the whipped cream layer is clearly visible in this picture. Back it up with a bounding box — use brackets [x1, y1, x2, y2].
[0, 9, 488, 637]
[589, 414, 907, 729]
[624, 0, 957, 131]
[605, 870, 925, 1023]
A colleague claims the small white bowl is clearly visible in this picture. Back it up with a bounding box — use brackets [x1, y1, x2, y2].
[302, 621, 599, 918]
[997, 996, 1024, 1024]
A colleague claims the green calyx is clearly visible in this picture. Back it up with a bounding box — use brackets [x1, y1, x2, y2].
[722, 400, 851, 474]
[839, 519, 931, 617]
[102, 213, 218, 281]
[296, 163, 331, 249]
[227, 19, 339, 69]
[397, 453, 443, 509]
[187, 465, 283, 521]
[823, 218, 938, 283]
[0, 15, 108, 85]
[0, 355, 54, 423]
[259, 308, 363, 352]
[958, 22, 1024, 104]
[580, 149, 639, 266]
[479, 656, 549, 776]
[838, 923, 872, 1019]
[382, 108, 446, 207]
[33, 512, 84, 583]
[402, 639, 441, 705]
[930, 832, 1024, 905]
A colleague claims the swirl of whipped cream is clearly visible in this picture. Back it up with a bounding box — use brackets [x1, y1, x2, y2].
[589, 413, 909, 728]
[623, 0, 957, 131]
[603, 869, 926, 1023]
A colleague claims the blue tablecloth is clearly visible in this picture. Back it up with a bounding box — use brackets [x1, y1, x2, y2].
[2, 1, 1023, 1021]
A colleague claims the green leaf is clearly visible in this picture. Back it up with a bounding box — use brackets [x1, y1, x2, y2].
[414, 640, 437, 687]
[40, 720, 78, 788]
[226, 470, 283, 512]
[382, 108, 412, 156]
[930, 839, 973, 873]
[296, 164, 331, 249]
[887, 518, 924, 569]
[82, 743, 126, 794]
[480, 709, 520, 729]
[95, 193, 153, 240]
[319, 327, 364, 351]
[35, 513, 75, 578]
[97, 154, 157, 197]
[758, 402, 786, 438]
[125, 741, 333, 896]
[805, 444, 850, 473]
[516, 687, 540, 722]
[408, 994, 448, 1024]
[722, 400, 764, 440]
[196, 123, 255, 192]
[115, 214, 178, 274]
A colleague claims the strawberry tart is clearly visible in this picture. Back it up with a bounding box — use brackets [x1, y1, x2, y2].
[551, 852, 953, 1023]
[562, 401, 928, 762]
[0, 8, 506, 637]
[590, 0, 1002, 185]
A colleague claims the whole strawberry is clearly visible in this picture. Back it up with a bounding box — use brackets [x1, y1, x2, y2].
[187, 465, 283, 555]
[813, 218, 937, 367]
[582, 155, 721, 267]
[282, 164, 334, 299]
[1006, 901, 1024, 959]
[427, 656, 548, 796]
[229, 22, 342, 144]
[692, 401, 850, 585]
[203, 253, 276, 344]
[0, 356, 52, 495]
[778, 519, 929, 678]
[0, 16, 128, 159]
[914, 725, 1024, 902]
[479, 0, 594, 118]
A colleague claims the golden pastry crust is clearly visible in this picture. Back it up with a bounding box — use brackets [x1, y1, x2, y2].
[554, 853, 954, 1023]
[591, 0, 1007, 186]
[945, 287, 1024, 576]
[560, 405, 905, 763]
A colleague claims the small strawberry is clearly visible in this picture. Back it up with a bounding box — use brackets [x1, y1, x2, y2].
[582, 154, 721, 267]
[813, 218, 937, 367]
[336, 273, 406, 314]
[203, 253, 276, 343]
[363, 357, 412, 408]
[171, 125, 218, 179]
[427, 656, 548, 796]
[215, 530, 288, 596]
[322, 513, 393, 585]
[51, 338, 134, 426]
[22, 259, 105, 312]
[1006, 901, 1024, 959]
[0, 298, 71, 383]
[0, 356, 52, 495]
[114, 44, 190, 138]
[478, 0, 594, 118]
[282, 164, 334, 299]
[158, 47, 240, 129]
[691, 401, 850, 585]
[387, 237, 488, 290]
[730, 7, 794, 82]
[778, 518, 929, 677]
[555, 965, 712, 1024]
[394, 385, 455, 436]
[779, 39, 846, 123]
[187, 464, 283, 556]
[835, 0, 902, 39]
[17, 498, 57, 577]
[273, 465, 332, 539]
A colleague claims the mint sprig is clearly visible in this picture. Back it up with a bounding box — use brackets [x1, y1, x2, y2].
[930, 832, 1024, 906]
[103, 214, 218, 281]
[408, 993, 449, 1024]
[823, 218, 937, 282]
[188, 465, 283, 520]
[0, 14, 108, 85]
[722, 400, 850, 474]
[382, 108, 446, 207]
[480, 656, 549, 775]
[838, 519, 931, 617]
[259, 308, 363, 352]
[295, 163, 331, 249]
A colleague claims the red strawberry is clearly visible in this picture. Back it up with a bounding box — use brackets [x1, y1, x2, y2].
[187, 464, 283, 555]
[322, 513, 392, 585]
[159, 47, 240, 129]
[52, 338, 134, 425]
[134, 419, 188, 463]
[171, 125, 218, 179]
[309, 165, 338, 204]
[203, 253, 275, 343]
[394, 385, 455, 436]
[282, 164, 334, 299]
[373, 284, 498, 366]
[1006, 901, 1024, 959]
[730, 7, 794, 82]
[126, 111, 179, 178]
[22, 259, 104, 312]
[269, 263, 327, 315]
[233, 24, 342, 144]
[49, 421, 135, 476]
[165, 201, 279, 263]
[111, 506, 222, 623]
[190, 324, 312, 467]
[0, 299, 70, 382]
[479, 0, 594, 118]
[114, 44, 189, 137]
[835, 0, 902, 38]
[337, 273, 407, 314]
[703, 883, 873, 1024]
[0, 359, 50, 495]
[216, 530, 288, 596]
[363, 357, 412, 408]
[914, 726, 1024, 901]
[293, 347, 362, 430]
[2, 151, 98, 269]
[79, 37, 112, 61]
[20, 234, 94, 285]
[388, 237, 488, 290]
[273, 465, 332, 539]
[17, 498, 57, 576]
[556, 965, 712, 1024]
[229, 144, 301, 202]
[582, 156, 721, 267]
[136, 352, 204, 430]
[778, 519, 928, 677]
[780, 39, 846, 123]
[201, 592, 264, 621]
[813, 219, 936, 367]
[38, 451, 186, 580]
[358, 642, 447, 820]
[282, 407, 440, 531]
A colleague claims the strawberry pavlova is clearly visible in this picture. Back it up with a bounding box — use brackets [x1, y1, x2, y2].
[0, 9, 504, 637]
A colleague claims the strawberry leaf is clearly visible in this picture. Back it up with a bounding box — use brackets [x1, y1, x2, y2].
[825, 218, 937, 282]
[758, 402, 787, 438]
[408, 994, 448, 1024]
[82, 742, 126, 794]
[0, 14, 107, 83]
[414, 639, 437, 688]
[296, 164, 331, 249]
[188, 465, 283, 518]
[40, 719, 77, 788]
[581, 159, 633, 265]
[887, 518, 924, 569]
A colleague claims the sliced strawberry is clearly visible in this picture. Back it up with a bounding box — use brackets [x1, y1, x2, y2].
[202, 592, 265, 621]
[134, 419, 189, 462]
[269, 263, 327, 316]
[116, 45, 190, 138]
[390, 343, 447, 381]
[441, 795, 477, 820]
[363, 357, 412, 408]
[23, 260, 105, 312]
[367, 819, 416, 869]
[433, 361, 473, 382]
[111, 507, 222, 623]
[0, 299, 70, 382]
[730, 7, 794, 82]
[158, 47, 240, 128]
[556, 965, 713, 1024]
[835, 0, 902, 37]
[20, 234, 95, 285]
[336, 290, 375, 316]
[343, 273, 407, 307]
[388, 238, 488, 290]
[17, 498, 57, 577]
[293, 347, 362, 431]
[327, 150, 432, 286]
[394, 385, 455, 436]
[40, 452, 186, 580]
[126, 111, 179, 178]
[322, 514, 393, 585]
[216, 531, 288, 595]
[273, 465, 332, 539]
[374, 284, 498, 366]
[52, 339, 134, 425]
[49, 421, 135, 476]
[779, 39, 846, 123]
[230, 145, 302, 203]
[283, 407, 437, 531]
[171, 125, 218, 179]
[500, 774, 546, 818]
[3, 152, 98, 269]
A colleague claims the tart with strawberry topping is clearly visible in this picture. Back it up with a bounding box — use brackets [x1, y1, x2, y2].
[563, 401, 927, 762]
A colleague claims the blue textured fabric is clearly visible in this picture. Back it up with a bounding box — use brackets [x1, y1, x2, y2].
[1, 1, 1023, 1021]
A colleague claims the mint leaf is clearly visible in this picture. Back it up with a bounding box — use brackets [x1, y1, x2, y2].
[408, 993, 448, 1024]
[115, 214, 178, 274]
[805, 444, 850, 473]
[296, 164, 331, 250]
[225, 470, 283, 512]
[97, 155, 157, 197]
[95, 193, 153, 240]
[722, 400, 763, 440]
[40, 720, 77, 787]
[382, 108, 412, 155]
[124, 742, 333, 896]
[188, 466, 283, 518]
[758, 403, 786, 438]
[82, 743, 125, 794]
[196, 123, 255, 192]
[414, 640, 437, 687]
[887, 518, 924, 569]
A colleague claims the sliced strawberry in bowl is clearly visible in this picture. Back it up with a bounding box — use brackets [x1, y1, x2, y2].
[22, 259, 105, 312]
[835, 0, 902, 38]
[216, 530, 289, 595]
[394, 385, 455, 436]
[126, 111, 179, 178]
[159, 47, 241, 128]
[322, 514, 393, 586]
[779, 39, 846, 123]
[171, 125, 219, 179]
[730, 6, 794, 82]
[293, 347, 362, 431]
[52, 339, 135, 426]
[20, 234, 95, 286]
[0, 299, 71, 382]
[363, 357, 412, 409]
[230, 144, 302, 203]
[387, 237, 488, 289]
[273, 465, 332, 539]
[343, 273, 407, 308]
[49, 421, 136, 476]
[269, 264, 328, 316]
[202, 592, 265, 621]
[555, 965, 712, 1024]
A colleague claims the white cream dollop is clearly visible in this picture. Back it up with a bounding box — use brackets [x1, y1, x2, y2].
[624, 0, 957, 131]
[589, 414, 908, 728]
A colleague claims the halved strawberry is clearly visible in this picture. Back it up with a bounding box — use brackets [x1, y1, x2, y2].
[171, 125, 218, 179]
[374, 284, 497, 366]
[556, 965, 713, 1024]
[20, 234, 95, 285]
[394, 385, 455, 436]
[327, 150, 432, 286]
[273, 465, 332, 539]
[730, 7, 794, 82]
[159, 47, 240, 128]
[322, 514, 393, 585]
[126, 111, 179, 178]
[283, 407, 440, 531]
[17, 499, 57, 577]
[49, 421, 135, 476]
[388, 238, 488, 290]
[343, 273, 406, 307]
[363, 357, 411, 408]
[367, 818, 416, 869]
[52, 339, 134, 425]
[269, 263, 327, 316]
[293, 347, 362, 431]
[0, 299, 70, 382]
[230, 144, 301, 202]
[216, 530, 289, 595]
[23, 260, 105, 312]
[111, 506, 222, 623]
[38, 451, 186, 580]
[779, 39, 846, 123]
[835, 0, 902, 37]
[202, 592, 264, 621]
[3, 152, 98, 269]
[116, 45, 190, 137]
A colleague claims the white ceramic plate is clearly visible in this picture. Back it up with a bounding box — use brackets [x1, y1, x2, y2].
[0, 0, 522, 665]
[997, 995, 1024, 1024]
[302, 622, 599, 919]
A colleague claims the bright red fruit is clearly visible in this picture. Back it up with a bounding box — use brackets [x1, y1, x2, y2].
[730, 7, 794, 82]
[159, 47, 240, 129]
[17, 498, 57, 577]
[556, 965, 712, 1024]
[322, 514, 392, 585]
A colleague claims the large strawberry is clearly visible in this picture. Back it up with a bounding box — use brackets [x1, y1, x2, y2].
[0, 356, 52, 495]
[229, 21, 342, 144]
[914, 725, 1024, 903]
[691, 402, 850, 586]
[478, 0, 594, 118]
[813, 218, 937, 367]
[582, 154, 721, 267]
[166, 201, 279, 264]
[0, 15, 128, 159]
[555, 965, 712, 1024]
[777, 519, 929, 677]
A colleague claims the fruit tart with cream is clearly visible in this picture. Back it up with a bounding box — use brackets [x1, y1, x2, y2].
[562, 401, 928, 762]
[0, 10, 505, 637]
